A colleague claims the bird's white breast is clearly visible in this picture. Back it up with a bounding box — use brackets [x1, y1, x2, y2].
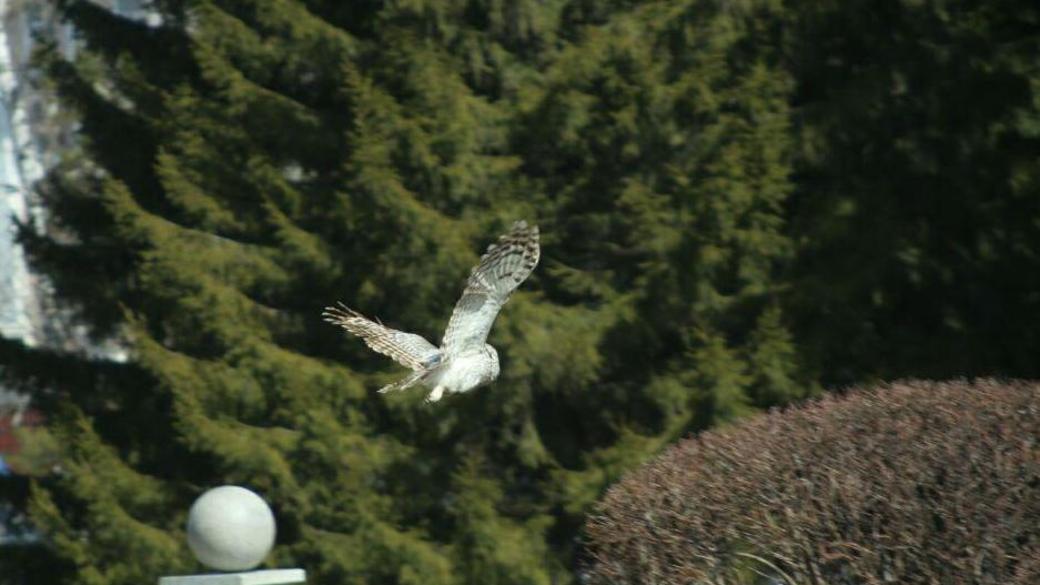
[429, 349, 498, 395]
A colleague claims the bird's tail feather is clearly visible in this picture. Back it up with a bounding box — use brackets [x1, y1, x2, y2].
[378, 371, 424, 394]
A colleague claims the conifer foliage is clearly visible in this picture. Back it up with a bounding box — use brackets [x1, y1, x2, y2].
[785, 0, 1040, 386]
[1, 1, 803, 583]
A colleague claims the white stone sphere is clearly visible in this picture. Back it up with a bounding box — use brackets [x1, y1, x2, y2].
[186, 485, 276, 571]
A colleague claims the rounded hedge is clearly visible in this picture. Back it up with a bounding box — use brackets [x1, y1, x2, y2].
[584, 379, 1040, 584]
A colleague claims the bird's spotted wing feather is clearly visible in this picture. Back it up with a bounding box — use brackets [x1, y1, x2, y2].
[378, 370, 425, 394]
[323, 304, 440, 371]
[442, 221, 540, 355]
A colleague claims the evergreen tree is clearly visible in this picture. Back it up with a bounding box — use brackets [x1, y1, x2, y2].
[784, 0, 1040, 386]
[0, 1, 804, 583]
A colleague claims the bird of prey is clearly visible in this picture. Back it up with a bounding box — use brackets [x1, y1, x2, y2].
[323, 221, 540, 402]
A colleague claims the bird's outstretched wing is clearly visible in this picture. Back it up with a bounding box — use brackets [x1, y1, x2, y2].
[377, 370, 426, 394]
[441, 220, 540, 356]
[323, 304, 440, 371]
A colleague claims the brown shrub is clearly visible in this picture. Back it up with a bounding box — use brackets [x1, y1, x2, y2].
[583, 379, 1040, 584]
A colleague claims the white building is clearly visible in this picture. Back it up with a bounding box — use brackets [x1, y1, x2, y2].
[0, 0, 150, 552]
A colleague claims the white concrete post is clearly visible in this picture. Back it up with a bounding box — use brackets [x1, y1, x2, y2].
[158, 486, 306, 585]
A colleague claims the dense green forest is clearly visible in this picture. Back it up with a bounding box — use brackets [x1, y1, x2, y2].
[0, 0, 1037, 584]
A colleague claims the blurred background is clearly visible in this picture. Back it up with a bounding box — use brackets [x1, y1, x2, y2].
[0, 1, 1037, 584]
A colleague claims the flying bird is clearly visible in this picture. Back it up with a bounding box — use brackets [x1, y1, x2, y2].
[323, 221, 540, 402]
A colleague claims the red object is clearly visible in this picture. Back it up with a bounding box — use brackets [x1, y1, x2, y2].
[0, 409, 42, 456]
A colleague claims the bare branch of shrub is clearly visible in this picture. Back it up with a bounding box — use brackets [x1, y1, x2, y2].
[583, 379, 1040, 584]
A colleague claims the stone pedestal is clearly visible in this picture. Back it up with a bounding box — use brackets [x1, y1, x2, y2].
[158, 566, 303, 578]
[159, 569, 305, 585]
